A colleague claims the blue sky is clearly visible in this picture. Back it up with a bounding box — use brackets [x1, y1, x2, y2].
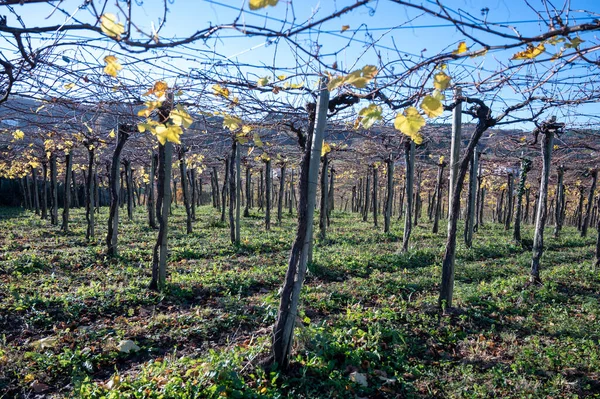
[9, 0, 598, 70]
[2, 0, 600, 130]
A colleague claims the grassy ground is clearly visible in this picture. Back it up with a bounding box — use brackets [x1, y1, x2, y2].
[0, 204, 599, 398]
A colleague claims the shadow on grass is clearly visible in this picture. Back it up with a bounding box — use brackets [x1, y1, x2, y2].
[0, 206, 27, 220]
[323, 231, 401, 247]
[556, 281, 600, 301]
[307, 248, 438, 283]
[171, 238, 291, 261]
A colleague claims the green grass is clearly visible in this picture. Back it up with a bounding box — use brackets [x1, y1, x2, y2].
[0, 204, 598, 398]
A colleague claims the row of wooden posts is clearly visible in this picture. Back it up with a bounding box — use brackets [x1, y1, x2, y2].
[10, 145, 600, 254]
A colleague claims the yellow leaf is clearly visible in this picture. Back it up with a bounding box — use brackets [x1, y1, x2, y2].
[100, 13, 125, 40]
[236, 133, 248, 144]
[170, 105, 193, 128]
[433, 72, 451, 91]
[432, 89, 445, 101]
[341, 25, 350, 33]
[136, 120, 157, 133]
[553, 144, 559, 150]
[565, 36, 584, 49]
[106, 375, 120, 390]
[289, 82, 304, 89]
[420, 94, 444, 118]
[253, 133, 263, 148]
[64, 83, 75, 90]
[35, 104, 46, 113]
[257, 77, 270, 87]
[546, 37, 565, 45]
[103, 55, 122, 77]
[249, 0, 278, 10]
[344, 65, 378, 88]
[357, 103, 382, 129]
[83, 122, 93, 133]
[12, 129, 24, 140]
[439, 155, 445, 164]
[155, 124, 182, 145]
[511, 43, 545, 60]
[137, 100, 163, 118]
[153, 81, 168, 98]
[452, 41, 468, 54]
[144, 81, 168, 99]
[327, 65, 377, 91]
[242, 125, 252, 134]
[212, 84, 230, 98]
[223, 114, 242, 131]
[327, 75, 345, 92]
[394, 107, 425, 144]
[321, 142, 331, 157]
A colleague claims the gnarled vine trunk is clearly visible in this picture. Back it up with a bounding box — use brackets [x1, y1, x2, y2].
[265, 159, 272, 230]
[106, 126, 130, 256]
[363, 172, 370, 222]
[179, 145, 193, 234]
[514, 158, 531, 243]
[50, 153, 58, 225]
[221, 157, 229, 223]
[124, 160, 133, 221]
[272, 84, 328, 369]
[432, 162, 446, 234]
[244, 166, 251, 217]
[439, 106, 493, 310]
[581, 169, 598, 237]
[595, 196, 600, 272]
[31, 166, 39, 215]
[228, 141, 237, 244]
[41, 161, 48, 220]
[402, 141, 414, 252]
[61, 152, 73, 232]
[86, 148, 95, 240]
[319, 155, 328, 240]
[278, 164, 286, 225]
[190, 168, 197, 221]
[553, 166, 565, 238]
[148, 153, 157, 228]
[384, 156, 394, 233]
[530, 128, 554, 284]
[464, 150, 478, 248]
[504, 172, 514, 231]
[150, 141, 173, 291]
[235, 143, 241, 243]
[373, 164, 378, 228]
